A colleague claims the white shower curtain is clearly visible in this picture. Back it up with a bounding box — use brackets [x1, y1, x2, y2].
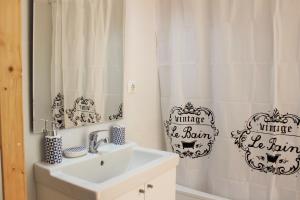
[51, 0, 112, 128]
[157, 0, 300, 200]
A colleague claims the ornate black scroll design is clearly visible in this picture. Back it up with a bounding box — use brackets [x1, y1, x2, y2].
[51, 93, 65, 129]
[232, 108, 300, 175]
[66, 96, 101, 126]
[165, 102, 219, 159]
[109, 103, 123, 120]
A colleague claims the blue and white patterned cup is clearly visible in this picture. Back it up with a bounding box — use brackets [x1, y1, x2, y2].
[111, 126, 126, 145]
[44, 135, 63, 164]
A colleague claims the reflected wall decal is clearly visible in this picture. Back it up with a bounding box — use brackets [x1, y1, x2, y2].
[66, 96, 101, 126]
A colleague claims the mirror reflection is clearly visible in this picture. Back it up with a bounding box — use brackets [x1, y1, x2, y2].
[33, 0, 124, 132]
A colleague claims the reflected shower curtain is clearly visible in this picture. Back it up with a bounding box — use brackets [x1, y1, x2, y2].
[157, 0, 300, 200]
[51, 0, 112, 128]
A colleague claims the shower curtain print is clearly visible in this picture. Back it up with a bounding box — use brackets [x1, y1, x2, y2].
[158, 0, 300, 199]
[165, 102, 219, 159]
[232, 108, 300, 176]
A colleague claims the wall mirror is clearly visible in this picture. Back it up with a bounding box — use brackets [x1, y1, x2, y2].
[33, 0, 124, 133]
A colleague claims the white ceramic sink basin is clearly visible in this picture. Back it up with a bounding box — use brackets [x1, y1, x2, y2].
[59, 144, 162, 183]
[35, 143, 178, 200]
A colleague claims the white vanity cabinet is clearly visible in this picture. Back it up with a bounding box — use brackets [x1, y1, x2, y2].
[35, 144, 179, 200]
[115, 169, 176, 200]
[114, 183, 144, 200]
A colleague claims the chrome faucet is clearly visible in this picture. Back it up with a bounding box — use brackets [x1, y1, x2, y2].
[88, 130, 109, 153]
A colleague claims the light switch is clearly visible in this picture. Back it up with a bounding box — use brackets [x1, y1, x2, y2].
[128, 81, 136, 93]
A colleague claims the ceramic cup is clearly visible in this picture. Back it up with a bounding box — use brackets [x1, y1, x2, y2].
[111, 126, 126, 145]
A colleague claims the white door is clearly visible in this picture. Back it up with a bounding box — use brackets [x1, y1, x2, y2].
[115, 184, 145, 200]
[145, 169, 176, 200]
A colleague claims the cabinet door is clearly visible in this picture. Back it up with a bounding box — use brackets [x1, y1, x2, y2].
[145, 168, 176, 200]
[115, 184, 145, 200]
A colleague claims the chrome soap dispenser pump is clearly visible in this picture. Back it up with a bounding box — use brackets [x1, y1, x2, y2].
[42, 119, 49, 136]
[50, 121, 58, 136]
[42, 119, 58, 136]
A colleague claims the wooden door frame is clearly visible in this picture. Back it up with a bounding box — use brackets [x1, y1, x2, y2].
[0, 0, 27, 200]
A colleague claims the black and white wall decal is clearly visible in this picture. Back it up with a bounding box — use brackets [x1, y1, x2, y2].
[165, 102, 219, 159]
[231, 108, 300, 175]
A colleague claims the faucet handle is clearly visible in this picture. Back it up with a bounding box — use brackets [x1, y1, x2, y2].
[89, 132, 98, 141]
[102, 137, 109, 143]
[89, 130, 109, 140]
[89, 130, 109, 135]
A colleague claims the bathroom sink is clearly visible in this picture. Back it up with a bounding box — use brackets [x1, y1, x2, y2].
[58, 144, 162, 183]
[35, 142, 178, 200]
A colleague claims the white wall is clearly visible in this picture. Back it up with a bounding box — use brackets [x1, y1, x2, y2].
[22, 0, 164, 199]
[124, 0, 165, 149]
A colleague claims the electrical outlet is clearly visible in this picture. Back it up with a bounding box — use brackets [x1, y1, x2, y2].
[128, 81, 136, 93]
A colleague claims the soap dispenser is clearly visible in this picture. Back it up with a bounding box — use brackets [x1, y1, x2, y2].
[42, 120, 63, 164]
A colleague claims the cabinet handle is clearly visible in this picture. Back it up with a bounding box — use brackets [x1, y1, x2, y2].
[147, 184, 154, 189]
[139, 189, 145, 194]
